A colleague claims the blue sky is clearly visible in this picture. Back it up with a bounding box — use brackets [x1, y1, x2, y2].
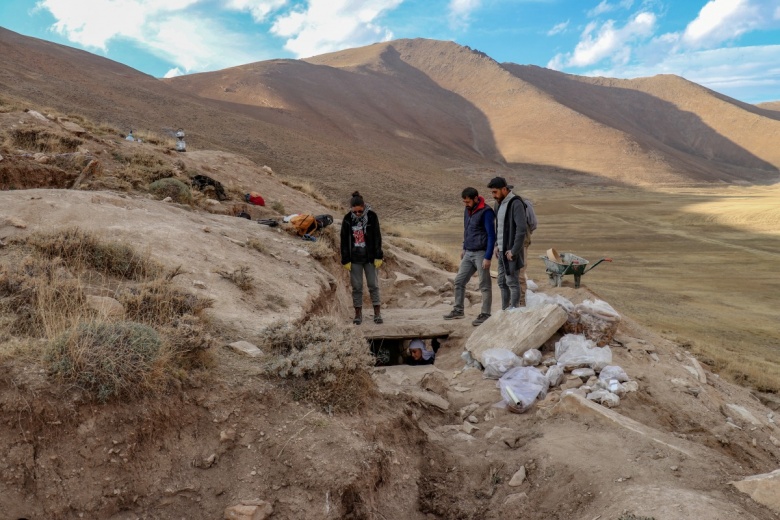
[1, 0, 779, 103]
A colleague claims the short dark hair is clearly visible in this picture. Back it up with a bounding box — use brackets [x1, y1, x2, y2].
[350, 191, 364, 207]
[487, 176, 508, 189]
[461, 187, 478, 199]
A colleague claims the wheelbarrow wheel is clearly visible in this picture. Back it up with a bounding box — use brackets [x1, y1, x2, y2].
[548, 273, 562, 288]
[574, 274, 581, 289]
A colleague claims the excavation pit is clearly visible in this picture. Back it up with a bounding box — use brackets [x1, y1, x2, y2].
[363, 327, 452, 367]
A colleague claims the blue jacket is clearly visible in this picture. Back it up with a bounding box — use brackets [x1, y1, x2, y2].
[462, 196, 496, 260]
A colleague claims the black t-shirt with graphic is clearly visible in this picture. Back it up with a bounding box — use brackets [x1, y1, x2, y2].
[350, 220, 368, 263]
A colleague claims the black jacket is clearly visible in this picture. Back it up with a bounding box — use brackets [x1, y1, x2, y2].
[495, 195, 527, 272]
[340, 210, 383, 264]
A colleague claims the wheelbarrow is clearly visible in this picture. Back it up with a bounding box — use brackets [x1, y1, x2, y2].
[539, 249, 612, 288]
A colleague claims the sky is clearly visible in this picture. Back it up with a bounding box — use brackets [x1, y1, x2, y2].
[1, 0, 779, 103]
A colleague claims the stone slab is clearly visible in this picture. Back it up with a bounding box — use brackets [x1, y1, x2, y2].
[721, 404, 763, 427]
[227, 341, 263, 358]
[466, 305, 567, 364]
[732, 469, 780, 513]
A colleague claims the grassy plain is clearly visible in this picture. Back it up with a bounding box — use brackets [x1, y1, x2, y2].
[417, 184, 780, 391]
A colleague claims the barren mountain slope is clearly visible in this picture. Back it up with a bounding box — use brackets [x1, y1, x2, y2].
[505, 66, 780, 183]
[757, 101, 780, 112]
[0, 28, 468, 218]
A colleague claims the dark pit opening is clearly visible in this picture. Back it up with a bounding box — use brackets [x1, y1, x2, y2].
[367, 334, 449, 367]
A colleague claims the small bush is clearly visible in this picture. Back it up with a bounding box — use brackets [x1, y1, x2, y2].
[247, 238, 266, 253]
[271, 201, 285, 214]
[149, 177, 192, 204]
[260, 317, 376, 411]
[217, 266, 254, 292]
[8, 128, 82, 153]
[120, 279, 213, 326]
[26, 228, 161, 280]
[47, 321, 163, 402]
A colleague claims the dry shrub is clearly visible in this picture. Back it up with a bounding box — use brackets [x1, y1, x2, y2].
[271, 200, 285, 214]
[217, 266, 254, 292]
[26, 228, 161, 280]
[390, 237, 458, 272]
[8, 128, 83, 153]
[111, 151, 176, 186]
[47, 321, 164, 402]
[120, 279, 213, 326]
[260, 317, 376, 411]
[247, 238, 266, 253]
[160, 314, 215, 369]
[0, 256, 86, 337]
[149, 177, 192, 204]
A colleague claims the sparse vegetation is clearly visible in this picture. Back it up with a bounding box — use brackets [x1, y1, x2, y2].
[389, 237, 458, 272]
[111, 150, 177, 187]
[618, 514, 655, 520]
[271, 200, 285, 214]
[260, 317, 376, 411]
[247, 238, 266, 253]
[149, 177, 192, 204]
[0, 229, 215, 402]
[217, 265, 254, 292]
[26, 227, 161, 280]
[47, 321, 164, 402]
[8, 128, 82, 153]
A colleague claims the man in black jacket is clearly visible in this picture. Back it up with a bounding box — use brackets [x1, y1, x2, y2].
[340, 191, 384, 324]
[488, 177, 528, 309]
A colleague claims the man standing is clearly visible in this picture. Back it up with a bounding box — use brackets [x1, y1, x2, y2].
[443, 187, 496, 326]
[488, 177, 528, 309]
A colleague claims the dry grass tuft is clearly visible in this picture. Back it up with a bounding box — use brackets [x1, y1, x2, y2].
[47, 321, 164, 402]
[120, 279, 214, 326]
[271, 200, 285, 214]
[110, 150, 177, 187]
[389, 237, 458, 272]
[8, 128, 82, 153]
[247, 238, 266, 253]
[217, 265, 254, 292]
[260, 317, 376, 411]
[26, 228, 162, 280]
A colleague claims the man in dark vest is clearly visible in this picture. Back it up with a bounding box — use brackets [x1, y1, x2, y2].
[488, 176, 528, 309]
[443, 187, 496, 326]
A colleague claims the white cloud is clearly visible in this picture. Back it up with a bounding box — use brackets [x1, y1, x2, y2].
[448, 0, 482, 28]
[586, 45, 780, 102]
[587, 0, 634, 18]
[36, 0, 262, 75]
[549, 11, 656, 68]
[164, 67, 183, 78]
[270, 0, 403, 58]
[547, 20, 569, 36]
[683, 0, 752, 48]
[225, 0, 288, 22]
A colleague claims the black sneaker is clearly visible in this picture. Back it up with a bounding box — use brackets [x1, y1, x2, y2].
[443, 310, 465, 320]
[472, 313, 491, 326]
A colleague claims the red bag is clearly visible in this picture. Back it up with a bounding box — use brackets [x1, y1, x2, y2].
[245, 192, 265, 206]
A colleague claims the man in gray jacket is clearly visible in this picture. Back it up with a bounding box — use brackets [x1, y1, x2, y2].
[488, 177, 528, 309]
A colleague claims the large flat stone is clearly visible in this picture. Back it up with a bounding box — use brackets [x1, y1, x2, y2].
[732, 469, 780, 513]
[466, 305, 567, 364]
[227, 341, 263, 358]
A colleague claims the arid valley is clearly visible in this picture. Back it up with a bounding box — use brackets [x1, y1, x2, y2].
[1, 24, 780, 520]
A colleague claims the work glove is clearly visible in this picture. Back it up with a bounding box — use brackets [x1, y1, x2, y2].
[374, 259, 383, 269]
[343, 262, 352, 271]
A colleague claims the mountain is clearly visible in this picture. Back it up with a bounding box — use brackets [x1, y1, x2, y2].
[2, 28, 779, 208]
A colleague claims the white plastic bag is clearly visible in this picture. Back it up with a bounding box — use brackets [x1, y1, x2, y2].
[572, 367, 595, 379]
[482, 348, 522, 379]
[587, 389, 620, 408]
[598, 365, 629, 383]
[461, 351, 483, 370]
[527, 279, 539, 292]
[498, 366, 548, 413]
[575, 299, 621, 346]
[522, 349, 542, 367]
[546, 365, 565, 387]
[555, 334, 613, 371]
[526, 290, 574, 313]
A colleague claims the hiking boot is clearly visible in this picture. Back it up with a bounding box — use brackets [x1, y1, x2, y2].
[353, 307, 362, 325]
[472, 313, 491, 326]
[443, 309, 465, 320]
[373, 305, 383, 324]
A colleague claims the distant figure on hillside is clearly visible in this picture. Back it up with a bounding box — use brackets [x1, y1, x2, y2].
[443, 187, 496, 326]
[126, 130, 135, 141]
[340, 191, 384, 325]
[488, 176, 528, 309]
[405, 338, 435, 366]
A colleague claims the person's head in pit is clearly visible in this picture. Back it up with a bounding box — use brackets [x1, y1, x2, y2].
[408, 339, 435, 365]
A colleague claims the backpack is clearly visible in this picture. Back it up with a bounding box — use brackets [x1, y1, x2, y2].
[245, 192, 265, 206]
[289, 214, 318, 236]
[519, 197, 538, 233]
[314, 214, 333, 229]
